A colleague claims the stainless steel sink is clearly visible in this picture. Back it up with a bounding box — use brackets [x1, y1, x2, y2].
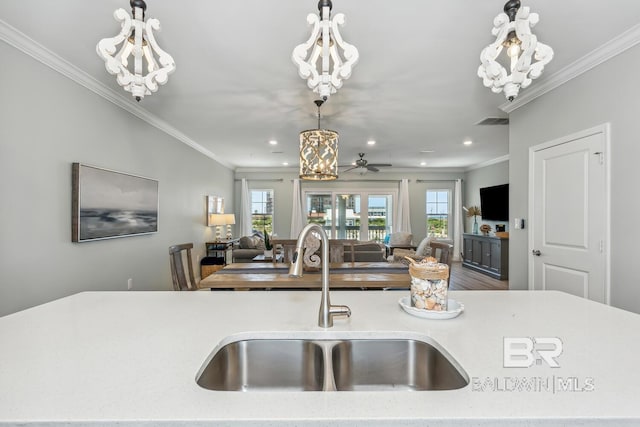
[196, 339, 325, 391]
[196, 335, 468, 392]
[331, 339, 468, 391]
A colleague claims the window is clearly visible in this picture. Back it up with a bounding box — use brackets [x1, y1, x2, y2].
[367, 194, 393, 242]
[304, 190, 395, 241]
[426, 190, 450, 238]
[306, 194, 332, 232]
[251, 189, 273, 234]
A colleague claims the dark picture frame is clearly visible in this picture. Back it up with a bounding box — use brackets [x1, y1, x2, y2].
[72, 163, 159, 242]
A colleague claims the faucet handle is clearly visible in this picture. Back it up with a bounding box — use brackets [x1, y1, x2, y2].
[330, 305, 351, 318]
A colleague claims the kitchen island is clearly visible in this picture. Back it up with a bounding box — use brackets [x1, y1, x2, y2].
[0, 290, 638, 426]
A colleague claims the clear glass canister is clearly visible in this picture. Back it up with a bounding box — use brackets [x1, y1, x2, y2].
[408, 259, 449, 311]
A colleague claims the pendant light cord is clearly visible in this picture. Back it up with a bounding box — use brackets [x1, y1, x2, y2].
[314, 99, 324, 130]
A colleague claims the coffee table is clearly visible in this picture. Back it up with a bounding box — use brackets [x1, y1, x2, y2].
[384, 244, 417, 257]
[252, 253, 283, 263]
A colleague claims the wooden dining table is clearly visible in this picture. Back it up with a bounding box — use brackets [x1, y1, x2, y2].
[198, 262, 411, 290]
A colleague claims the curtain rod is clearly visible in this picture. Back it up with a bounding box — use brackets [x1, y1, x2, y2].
[293, 179, 408, 183]
[234, 179, 284, 182]
[234, 178, 459, 183]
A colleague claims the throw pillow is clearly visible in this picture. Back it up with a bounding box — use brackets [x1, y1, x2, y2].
[255, 237, 266, 250]
[239, 236, 255, 249]
[390, 247, 422, 264]
[389, 232, 412, 246]
[415, 236, 433, 257]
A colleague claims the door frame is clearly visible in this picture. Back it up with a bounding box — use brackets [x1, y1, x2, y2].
[527, 123, 611, 304]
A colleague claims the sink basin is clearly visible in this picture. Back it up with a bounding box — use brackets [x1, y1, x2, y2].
[196, 334, 468, 392]
[331, 339, 468, 391]
[197, 339, 325, 391]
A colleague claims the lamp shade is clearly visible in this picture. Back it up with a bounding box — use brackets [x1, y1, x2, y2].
[208, 214, 227, 226]
[299, 129, 339, 180]
[223, 214, 236, 225]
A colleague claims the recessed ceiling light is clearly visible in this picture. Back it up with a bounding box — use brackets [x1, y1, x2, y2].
[420, 162, 427, 166]
[269, 140, 278, 145]
[420, 150, 435, 153]
[367, 140, 376, 146]
[463, 140, 473, 146]
[283, 162, 289, 166]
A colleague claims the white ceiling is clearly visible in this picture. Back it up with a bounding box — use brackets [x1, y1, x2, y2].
[2, 1, 640, 172]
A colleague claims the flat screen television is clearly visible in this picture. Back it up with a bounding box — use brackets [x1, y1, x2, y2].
[479, 184, 509, 221]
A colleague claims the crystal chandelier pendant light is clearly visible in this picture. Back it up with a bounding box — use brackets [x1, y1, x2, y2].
[299, 100, 339, 181]
[97, 0, 176, 102]
[292, 0, 359, 100]
[477, 0, 553, 102]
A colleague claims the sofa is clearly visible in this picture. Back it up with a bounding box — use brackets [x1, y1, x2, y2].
[232, 235, 266, 262]
[344, 241, 387, 262]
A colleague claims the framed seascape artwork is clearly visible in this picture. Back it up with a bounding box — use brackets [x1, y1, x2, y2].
[72, 163, 159, 242]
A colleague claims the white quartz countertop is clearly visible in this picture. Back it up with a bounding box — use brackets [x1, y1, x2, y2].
[1, 290, 639, 426]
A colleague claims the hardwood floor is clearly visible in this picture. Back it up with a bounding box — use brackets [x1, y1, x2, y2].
[449, 261, 508, 291]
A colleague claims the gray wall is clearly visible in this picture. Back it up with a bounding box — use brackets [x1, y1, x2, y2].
[463, 160, 509, 234]
[235, 170, 464, 242]
[509, 44, 640, 313]
[0, 42, 234, 316]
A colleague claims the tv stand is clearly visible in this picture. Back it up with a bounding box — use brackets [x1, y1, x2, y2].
[462, 233, 508, 280]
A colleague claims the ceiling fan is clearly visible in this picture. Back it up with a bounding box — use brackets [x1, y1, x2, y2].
[341, 153, 392, 174]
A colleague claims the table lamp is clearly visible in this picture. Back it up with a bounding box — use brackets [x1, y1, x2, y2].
[208, 214, 226, 241]
[223, 214, 236, 239]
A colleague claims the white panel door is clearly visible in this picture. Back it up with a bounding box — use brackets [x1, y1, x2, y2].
[529, 126, 608, 303]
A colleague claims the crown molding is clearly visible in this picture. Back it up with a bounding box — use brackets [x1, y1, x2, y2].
[235, 167, 299, 174]
[465, 155, 509, 172]
[0, 19, 234, 170]
[500, 23, 640, 113]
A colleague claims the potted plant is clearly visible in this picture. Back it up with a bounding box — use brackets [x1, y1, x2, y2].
[263, 230, 273, 259]
[466, 206, 481, 234]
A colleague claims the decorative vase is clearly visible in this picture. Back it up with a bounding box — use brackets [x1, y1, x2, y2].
[473, 218, 479, 234]
[264, 249, 273, 259]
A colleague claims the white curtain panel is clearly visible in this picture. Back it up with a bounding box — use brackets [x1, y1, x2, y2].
[395, 179, 411, 233]
[240, 178, 252, 237]
[453, 178, 463, 261]
[290, 179, 305, 238]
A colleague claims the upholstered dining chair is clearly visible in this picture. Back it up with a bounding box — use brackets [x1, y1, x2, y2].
[169, 243, 198, 291]
[429, 241, 454, 282]
[273, 239, 298, 264]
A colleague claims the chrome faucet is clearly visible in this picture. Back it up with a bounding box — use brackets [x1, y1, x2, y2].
[289, 223, 351, 328]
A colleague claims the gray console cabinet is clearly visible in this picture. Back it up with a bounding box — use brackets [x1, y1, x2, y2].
[462, 233, 509, 280]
